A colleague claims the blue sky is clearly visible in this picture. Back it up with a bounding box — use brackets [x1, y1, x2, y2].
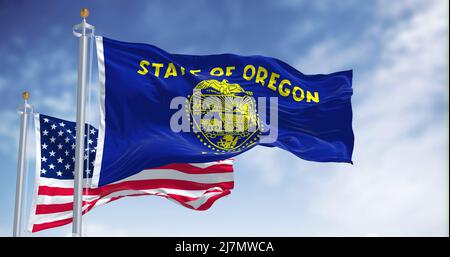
[0, 0, 448, 236]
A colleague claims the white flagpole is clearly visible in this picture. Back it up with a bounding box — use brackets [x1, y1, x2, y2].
[13, 91, 32, 237]
[72, 8, 94, 237]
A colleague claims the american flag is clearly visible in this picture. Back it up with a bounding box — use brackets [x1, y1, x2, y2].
[28, 114, 234, 233]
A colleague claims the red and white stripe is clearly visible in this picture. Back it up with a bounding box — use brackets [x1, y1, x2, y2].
[28, 160, 234, 233]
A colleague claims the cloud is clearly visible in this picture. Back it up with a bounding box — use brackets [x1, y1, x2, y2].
[0, 226, 9, 237]
[0, 111, 20, 155]
[82, 222, 129, 237]
[0, 77, 6, 91]
[238, 0, 448, 236]
[0, 31, 99, 157]
[238, 147, 287, 187]
[40, 91, 76, 118]
[307, 124, 447, 236]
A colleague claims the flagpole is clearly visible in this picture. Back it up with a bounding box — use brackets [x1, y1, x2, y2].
[72, 8, 94, 237]
[13, 91, 32, 237]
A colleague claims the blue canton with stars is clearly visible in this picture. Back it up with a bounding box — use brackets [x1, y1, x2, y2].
[38, 114, 98, 180]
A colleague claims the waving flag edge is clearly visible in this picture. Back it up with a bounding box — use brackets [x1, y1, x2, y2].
[91, 36, 106, 188]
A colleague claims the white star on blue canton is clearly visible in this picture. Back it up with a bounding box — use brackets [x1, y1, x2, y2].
[39, 115, 98, 179]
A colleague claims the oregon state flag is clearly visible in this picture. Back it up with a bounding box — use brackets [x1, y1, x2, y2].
[92, 36, 354, 187]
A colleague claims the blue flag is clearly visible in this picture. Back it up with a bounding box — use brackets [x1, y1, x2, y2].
[92, 36, 354, 187]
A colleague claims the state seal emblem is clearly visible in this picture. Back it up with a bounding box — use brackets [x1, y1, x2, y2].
[187, 79, 263, 153]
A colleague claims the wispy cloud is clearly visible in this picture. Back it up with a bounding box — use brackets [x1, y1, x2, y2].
[241, 0, 448, 236]
[83, 222, 130, 237]
[0, 111, 20, 155]
[0, 77, 6, 91]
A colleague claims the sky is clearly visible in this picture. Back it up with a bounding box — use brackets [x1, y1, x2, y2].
[0, 0, 448, 236]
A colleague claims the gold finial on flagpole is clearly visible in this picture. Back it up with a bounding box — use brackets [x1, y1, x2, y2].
[22, 91, 29, 101]
[80, 8, 89, 19]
